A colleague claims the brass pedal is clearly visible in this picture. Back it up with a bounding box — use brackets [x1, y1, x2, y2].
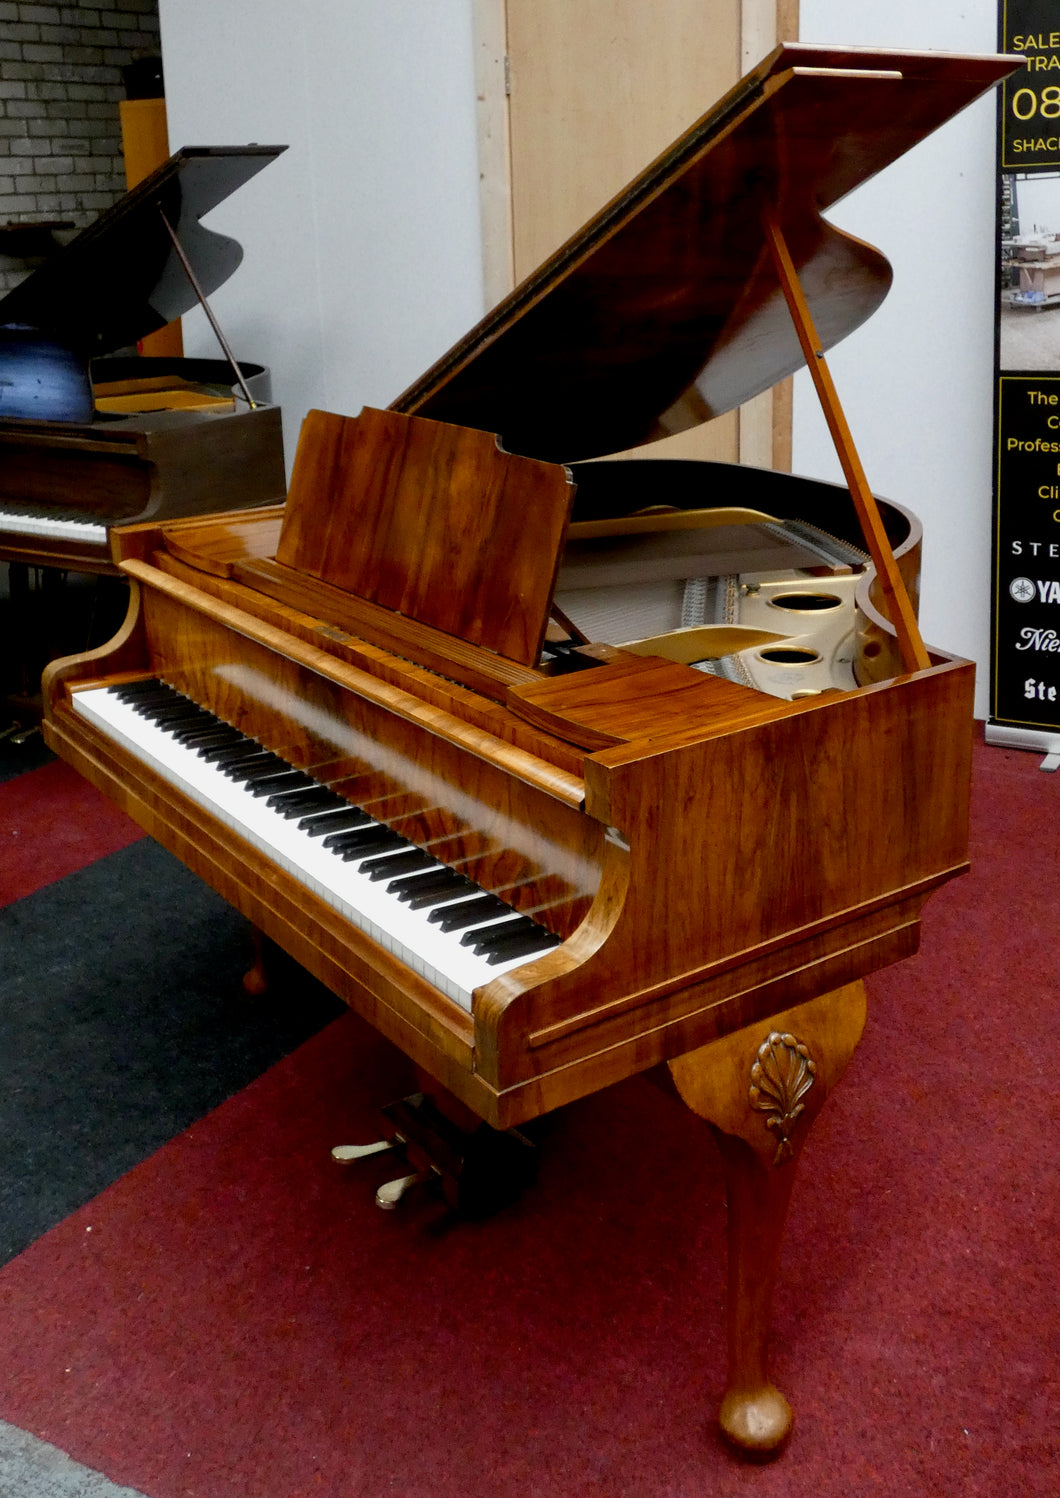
[331, 1092, 537, 1216]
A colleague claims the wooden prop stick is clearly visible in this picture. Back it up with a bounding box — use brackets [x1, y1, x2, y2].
[763, 213, 931, 674]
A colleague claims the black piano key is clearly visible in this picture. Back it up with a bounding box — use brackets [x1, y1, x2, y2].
[461, 916, 531, 951]
[254, 770, 315, 799]
[406, 879, 480, 910]
[189, 722, 244, 740]
[157, 719, 218, 739]
[104, 684, 558, 975]
[335, 830, 407, 861]
[225, 753, 289, 780]
[167, 715, 228, 739]
[430, 894, 512, 932]
[114, 679, 170, 700]
[160, 713, 219, 736]
[244, 767, 307, 792]
[191, 731, 247, 754]
[181, 725, 237, 743]
[389, 866, 467, 899]
[274, 786, 346, 819]
[264, 774, 323, 806]
[119, 688, 177, 709]
[215, 745, 269, 769]
[114, 679, 166, 700]
[387, 866, 458, 895]
[135, 694, 198, 715]
[300, 806, 372, 836]
[199, 735, 257, 761]
[361, 848, 436, 882]
[322, 822, 383, 851]
[484, 927, 562, 965]
[141, 703, 206, 724]
[244, 767, 300, 793]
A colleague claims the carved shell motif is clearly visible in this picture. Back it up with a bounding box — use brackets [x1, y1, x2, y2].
[749, 1031, 817, 1166]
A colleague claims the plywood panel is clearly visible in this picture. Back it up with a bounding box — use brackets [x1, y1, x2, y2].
[502, 0, 756, 466]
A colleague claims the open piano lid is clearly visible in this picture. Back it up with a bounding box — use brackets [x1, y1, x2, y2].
[394, 44, 1017, 464]
[0, 144, 286, 357]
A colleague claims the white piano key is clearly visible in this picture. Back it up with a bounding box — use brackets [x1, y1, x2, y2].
[72, 685, 555, 1010]
[0, 507, 107, 544]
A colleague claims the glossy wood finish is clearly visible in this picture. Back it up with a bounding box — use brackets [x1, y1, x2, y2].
[0, 147, 284, 353]
[506, 650, 785, 750]
[160, 506, 285, 579]
[120, 557, 587, 812]
[276, 408, 574, 667]
[498, 0, 744, 469]
[395, 46, 1015, 463]
[42, 445, 973, 1466]
[38, 47, 1006, 1458]
[763, 213, 930, 674]
[670, 981, 866, 1452]
[0, 141, 287, 573]
[0, 389, 285, 575]
[44, 528, 975, 1130]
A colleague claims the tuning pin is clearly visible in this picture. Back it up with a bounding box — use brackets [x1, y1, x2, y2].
[375, 1169, 434, 1210]
[331, 1137, 401, 1164]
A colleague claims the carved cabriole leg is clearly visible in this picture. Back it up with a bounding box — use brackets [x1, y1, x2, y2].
[242, 925, 269, 996]
[668, 980, 867, 1455]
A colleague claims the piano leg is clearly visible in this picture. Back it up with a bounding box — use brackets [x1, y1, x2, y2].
[668, 980, 867, 1455]
[242, 925, 270, 996]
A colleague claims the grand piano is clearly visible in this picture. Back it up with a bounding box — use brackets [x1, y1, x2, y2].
[41, 46, 1016, 1456]
[0, 145, 287, 574]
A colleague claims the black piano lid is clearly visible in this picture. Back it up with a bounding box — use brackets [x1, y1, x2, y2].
[0, 144, 286, 358]
[394, 44, 1018, 465]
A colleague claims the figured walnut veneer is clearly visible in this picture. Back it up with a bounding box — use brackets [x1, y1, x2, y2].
[275, 407, 574, 668]
[38, 42, 1016, 1461]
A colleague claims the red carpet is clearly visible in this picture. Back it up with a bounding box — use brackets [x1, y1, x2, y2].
[0, 738, 1055, 1497]
[0, 758, 142, 908]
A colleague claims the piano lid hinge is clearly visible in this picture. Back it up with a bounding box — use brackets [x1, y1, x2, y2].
[605, 825, 630, 852]
[504, 54, 511, 96]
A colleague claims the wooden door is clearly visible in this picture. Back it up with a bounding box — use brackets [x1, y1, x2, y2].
[474, 1, 799, 470]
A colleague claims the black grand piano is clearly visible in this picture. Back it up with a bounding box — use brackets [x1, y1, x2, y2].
[0, 145, 288, 576]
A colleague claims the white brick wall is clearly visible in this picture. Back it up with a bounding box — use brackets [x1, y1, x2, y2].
[0, 0, 160, 293]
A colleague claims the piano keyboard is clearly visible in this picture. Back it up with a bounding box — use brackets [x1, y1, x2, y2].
[0, 503, 107, 544]
[71, 679, 562, 1010]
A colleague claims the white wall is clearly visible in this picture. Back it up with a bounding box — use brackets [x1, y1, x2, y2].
[1012, 173, 1060, 235]
[158, 0, 1004, 716]
[157, 0, 485, 464]
[795, 1, 1001, 714]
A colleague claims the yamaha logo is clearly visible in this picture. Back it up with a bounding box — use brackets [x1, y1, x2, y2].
[1009, 577, 1060, 604]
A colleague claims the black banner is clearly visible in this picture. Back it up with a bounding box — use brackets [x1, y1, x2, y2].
[1000, 1, 1060, 169]
[992, 1, 1060, 736]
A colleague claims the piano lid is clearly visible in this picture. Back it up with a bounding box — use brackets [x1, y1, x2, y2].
[0, 145, 286, 357]
[394, 44, 1018, 464]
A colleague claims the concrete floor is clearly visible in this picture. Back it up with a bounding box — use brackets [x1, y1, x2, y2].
[1000, 301, 1060, 370]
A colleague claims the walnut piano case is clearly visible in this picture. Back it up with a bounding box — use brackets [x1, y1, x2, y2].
[42, 44, 1016, 1459]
